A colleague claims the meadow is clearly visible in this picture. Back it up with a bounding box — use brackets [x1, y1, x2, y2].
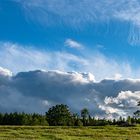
[0, 125, 140, 140]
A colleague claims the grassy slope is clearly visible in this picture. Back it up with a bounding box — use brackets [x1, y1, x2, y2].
[0, 126, 140, 140]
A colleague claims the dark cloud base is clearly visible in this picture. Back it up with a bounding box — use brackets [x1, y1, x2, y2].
[0, 69, 140, 118]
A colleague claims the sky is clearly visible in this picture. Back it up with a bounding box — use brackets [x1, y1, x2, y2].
[1, 0, 140, 79]
[0, 0, 140, 118]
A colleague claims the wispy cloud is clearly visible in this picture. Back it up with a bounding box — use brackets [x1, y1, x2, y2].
[65, 39, 83, 49]
[15, 0, 140, 45]
[0, 42, 87, 73]
[0, 41, 140, 80]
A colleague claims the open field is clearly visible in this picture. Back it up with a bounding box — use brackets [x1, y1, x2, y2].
[0, 125, 140, 140]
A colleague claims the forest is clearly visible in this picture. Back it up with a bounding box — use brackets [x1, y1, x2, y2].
[0, 104, 139, 126]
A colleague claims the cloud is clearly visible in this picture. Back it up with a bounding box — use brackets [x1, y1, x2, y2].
[104, 91, 140, 106]
[0, 42, 88, 74]
[15, 0, 140, 45]
[0, 67, 12, 76]
[0, 69, 140, 118]
[65, 39, 83, 49]
[114, 73, 122, 80]
[15, 0, 130, 24]
[1, 41, 140, 81]
[101, 91, 140, 118]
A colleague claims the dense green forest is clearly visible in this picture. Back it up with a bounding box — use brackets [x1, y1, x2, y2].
[0, 103, 140, 126]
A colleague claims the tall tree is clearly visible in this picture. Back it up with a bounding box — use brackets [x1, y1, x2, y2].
[46, 104, 72, 126]
[81, 108, 89, 126]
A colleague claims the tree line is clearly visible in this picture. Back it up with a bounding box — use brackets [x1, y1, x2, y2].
[0, 103, 139, 126]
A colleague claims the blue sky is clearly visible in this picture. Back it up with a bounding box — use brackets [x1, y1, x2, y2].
[1, 0, 140, 79]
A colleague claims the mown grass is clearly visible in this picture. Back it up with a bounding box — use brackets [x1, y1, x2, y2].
[0, 125, 140, 140]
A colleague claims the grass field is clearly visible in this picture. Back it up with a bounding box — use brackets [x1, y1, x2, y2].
[0, 125, 140, 140]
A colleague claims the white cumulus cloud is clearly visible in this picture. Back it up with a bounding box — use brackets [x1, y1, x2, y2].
[102, 91, 140, 118]
[0, 67, 12, 76]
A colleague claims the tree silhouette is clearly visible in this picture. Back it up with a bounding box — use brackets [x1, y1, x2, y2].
[81, 108, 89, 126]
[46, 104, 72, 126]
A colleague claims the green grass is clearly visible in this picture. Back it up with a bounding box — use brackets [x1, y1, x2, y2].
[0, 125, 140, 140]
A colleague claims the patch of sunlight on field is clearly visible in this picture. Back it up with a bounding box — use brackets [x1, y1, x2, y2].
[0, 125, 140, 140]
